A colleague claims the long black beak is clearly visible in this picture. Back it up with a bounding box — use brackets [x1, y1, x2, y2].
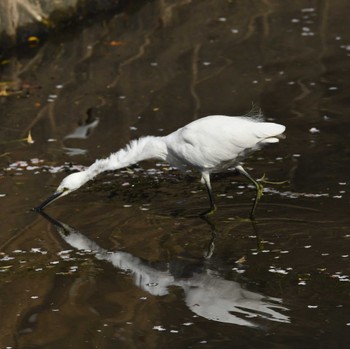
[34, 192, 63, 212]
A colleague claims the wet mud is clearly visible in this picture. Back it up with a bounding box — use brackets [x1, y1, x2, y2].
[1, 1, 350, 348]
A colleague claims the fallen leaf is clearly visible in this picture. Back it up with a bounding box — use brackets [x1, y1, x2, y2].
[110, 40, 124, 46]
[28, 36, 40, 45]
[26, 130, 34, 144]
[235, 256, 246, 264]
[0, 89, 9, 96]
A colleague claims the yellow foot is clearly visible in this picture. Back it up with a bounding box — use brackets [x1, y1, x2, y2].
[257, 173, 289, 186]
[200, 205, 217, 217]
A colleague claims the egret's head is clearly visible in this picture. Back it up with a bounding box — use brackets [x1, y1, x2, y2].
[35, 171, 90, 211]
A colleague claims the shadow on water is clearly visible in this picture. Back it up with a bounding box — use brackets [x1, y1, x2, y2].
[37, 211, 290, 328]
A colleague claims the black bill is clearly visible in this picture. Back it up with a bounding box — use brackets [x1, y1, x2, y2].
[34, 192, 63, 211]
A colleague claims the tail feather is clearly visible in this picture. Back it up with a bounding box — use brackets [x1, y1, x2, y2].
[254, 123, 286, 141]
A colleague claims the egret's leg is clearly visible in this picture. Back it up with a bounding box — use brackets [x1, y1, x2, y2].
[200, 173, 217, 216]
[236, 165, 263, 219]
[204, 182, 217, 215]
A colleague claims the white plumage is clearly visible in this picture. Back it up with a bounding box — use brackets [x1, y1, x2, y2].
[36, 114, 285, 217]
[165, 115, 284, 171]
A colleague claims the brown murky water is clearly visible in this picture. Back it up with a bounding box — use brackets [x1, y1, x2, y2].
[1, 1, 350, 348]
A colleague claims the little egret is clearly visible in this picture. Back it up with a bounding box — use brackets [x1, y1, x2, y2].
[35, 114, 285, 217]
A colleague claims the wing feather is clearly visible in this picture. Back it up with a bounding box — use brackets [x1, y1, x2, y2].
[164, 115, 285, 171]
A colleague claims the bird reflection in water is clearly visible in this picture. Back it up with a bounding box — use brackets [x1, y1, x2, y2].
[39, 212, 290, 328]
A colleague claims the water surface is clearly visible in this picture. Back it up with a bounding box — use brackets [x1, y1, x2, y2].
[1, 1, 350, 348]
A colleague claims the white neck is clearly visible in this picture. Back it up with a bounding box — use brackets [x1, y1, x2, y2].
[86, 136, 167, 180]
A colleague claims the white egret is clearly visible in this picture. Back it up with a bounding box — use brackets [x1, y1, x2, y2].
[35, 113, 285, 217]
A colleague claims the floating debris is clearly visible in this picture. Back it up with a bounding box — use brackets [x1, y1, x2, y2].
[301, 27, 315, 36]
[50, 261, 60, 265]
[153, 325, 166, 331]
[0, 255, 14, 261]
[30, 248, 47, 255]
[268, 267, 289, 275]
[182, 322, 194, 326]
[301, 8, 315, 12]
[331, 273, 350, 282]
[309, 127, 320, 133]
[5, 159, 86, 175]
